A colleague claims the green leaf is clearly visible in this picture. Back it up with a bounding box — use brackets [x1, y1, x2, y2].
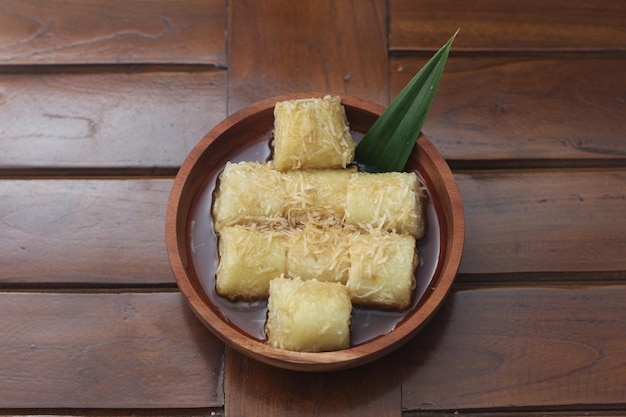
[354, 30, 458, 172]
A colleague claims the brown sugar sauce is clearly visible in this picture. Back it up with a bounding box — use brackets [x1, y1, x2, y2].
[188, 132, 441, 346]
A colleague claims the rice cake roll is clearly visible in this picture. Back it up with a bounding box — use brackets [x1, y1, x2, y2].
[215, 226, 288, 300]
[346, 231, 417, 310]
[265, 277, 352, 352]
[283, 169, 352, 226]
[213, 162, 287, 234]
[213, 163, 425, 237]
[286, 225, 355, 284]
[273, 96, 355, 171]
[345, 171, 425, 238]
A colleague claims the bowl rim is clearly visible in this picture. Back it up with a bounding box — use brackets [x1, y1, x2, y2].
[166, 92, 465, 371]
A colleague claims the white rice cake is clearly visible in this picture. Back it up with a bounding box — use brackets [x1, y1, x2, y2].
[215, 226, 288, 300]
[286, 224, 355, 284]
[273, 96, 355, 171]
[212, 161, 287, 234]
[265, 277, 352, 352]
[282, 169, 352, 227]
[346, 231, 417, 310]
[345, 171, 425, 238]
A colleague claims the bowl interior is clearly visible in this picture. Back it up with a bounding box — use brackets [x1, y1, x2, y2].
[166, 93, 464, 371]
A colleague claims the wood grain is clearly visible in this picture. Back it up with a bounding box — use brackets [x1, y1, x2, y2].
[405, 413, 626, 417]
[0, 0, 226, 65]
[0, 179, 173, 285]
[457, 169, 626, 275]
[391, 56, 626, 163]
[0, 291, 224, 408]
[3, 169, 624, 286]
[224, 348, 401, 417]
[1, 285, 624, 411]
[389, 0, 626, 52]
[0, 70, 226, 169]
[399, 284, 626, 411]
[0, 411, 224, 417]
[0, 1, 623, 414]
[228, 0, 388, 113]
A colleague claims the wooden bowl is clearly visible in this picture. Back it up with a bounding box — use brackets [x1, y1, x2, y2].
[166, 93, 464, 372]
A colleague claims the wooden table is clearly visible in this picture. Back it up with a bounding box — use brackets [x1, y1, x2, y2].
[1, 1, 625, 415]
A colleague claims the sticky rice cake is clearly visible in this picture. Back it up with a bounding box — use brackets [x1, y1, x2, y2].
[212, 162, 287, 234]
[273, 96, 355, 171]
[286, 224, 355, 284]
[282, 169, 352, 227]
[346, 231, 417, 310]
[265, 277, 352, 352]
[215, 226, 288, 300]
[345, 171, 424, 238]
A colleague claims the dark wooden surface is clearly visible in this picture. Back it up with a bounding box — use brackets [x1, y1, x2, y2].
[1, 0, 625, 415]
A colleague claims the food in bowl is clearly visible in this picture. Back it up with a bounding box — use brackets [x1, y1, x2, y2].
[213, 161, 425, 236]
[273, 95, 354, 170]
[210, 96, 426, 352]
[265, 277, 352, 352]
[166, 91, 463, 370]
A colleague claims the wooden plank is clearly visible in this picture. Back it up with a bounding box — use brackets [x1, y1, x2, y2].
[3, 170, 624, 285]
[228, 0, 388, 113]
[457, 169, 626, 275]
[224, 348, 401, 417]
[0, 411, 224, 417]
[3, 285, 624, 410]
[389, 0, 626, 52]
[0, 0, 226, 65]
[391, 56, 626, 163]
[0, 291, 224, 408]
[404, 413, 626, 417]
[0, 179, 173, 285]
[400, 284, 626, 411]
[0, 70, 226, 169]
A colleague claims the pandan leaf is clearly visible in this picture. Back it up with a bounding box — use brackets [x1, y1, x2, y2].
[354, 30, 458, 172]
